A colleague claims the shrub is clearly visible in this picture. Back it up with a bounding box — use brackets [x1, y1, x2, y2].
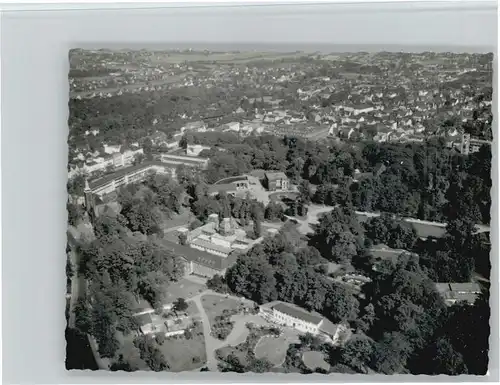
[156, 333, 166, 345]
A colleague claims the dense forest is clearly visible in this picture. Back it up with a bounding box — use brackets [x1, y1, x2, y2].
[223, 203, 490, 375]
[181, 132, 491, 225]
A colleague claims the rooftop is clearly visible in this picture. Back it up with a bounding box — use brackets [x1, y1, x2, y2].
[213, 175, 249, 185]
[88, 161, 170, 190]
[160, 239, 239, 270]
[134, 312, 153, 327]
[265, 172, 288, 181]
[319, 318, 340, 337]
[190, 238, 233, 255]
[271, 302, 323, 326]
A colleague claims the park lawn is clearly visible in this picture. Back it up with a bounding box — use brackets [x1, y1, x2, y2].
[163, 278, 206, 304]
[302, 350, 330, 372]
[160, 326, 207, 372]
[201, 295, 242, 329]
[254, 335, 290, 367]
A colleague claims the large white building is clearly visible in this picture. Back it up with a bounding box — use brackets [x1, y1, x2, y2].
[259, 301, 344, 344]
[69, 148, 144, 178]
[177, 214, 263, 259]
[86, 161, 177, 198]
[160, 153, 209, 169]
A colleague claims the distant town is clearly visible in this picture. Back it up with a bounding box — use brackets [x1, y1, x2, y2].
[66, 49, 492, 375]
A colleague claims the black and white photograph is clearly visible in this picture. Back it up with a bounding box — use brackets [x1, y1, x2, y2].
[65, 2, 495, 376]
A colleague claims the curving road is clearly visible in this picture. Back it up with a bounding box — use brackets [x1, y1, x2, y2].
[288, 204, 490, 237]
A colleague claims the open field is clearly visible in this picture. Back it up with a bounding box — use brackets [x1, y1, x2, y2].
[160, 323, 207, 372]
[163, 278, 206, 304]
[302, 350, 330, 372]
[149, 51, 312, 65]
[254, 335, 291, 366]
[70, 74, 192, 98]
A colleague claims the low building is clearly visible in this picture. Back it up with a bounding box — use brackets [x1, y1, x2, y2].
[435, 282, 482, 306]
[86, 161, 177, 199]
[160, 153, 209, 169]
[264, 172, 289, 191]
[133, 303, 188, 336]
[208, 176, 251, 197]
[259, 301, 344, 344]
[181, 120, 206, 133]
[161, 239, 240, 278]
[186, 144, 211, 157]
[111, 148, 144, 168]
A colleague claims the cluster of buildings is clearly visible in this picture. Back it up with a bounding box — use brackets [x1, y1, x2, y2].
[451, 133, 492, 155]
[206, 171, 291, 204]
[177, 214, 263, 259]
[68, 147, 145, 178]
[84, 152, 206, 199]
[166, 213, 280, 278]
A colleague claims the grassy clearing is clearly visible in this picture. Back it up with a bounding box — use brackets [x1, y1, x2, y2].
[164, 278, 206, 304]
[302, 350, 330, 372]
[160, 322, 207, 372]
[201, 295, 242, 329]
[254, 335, 290, 367]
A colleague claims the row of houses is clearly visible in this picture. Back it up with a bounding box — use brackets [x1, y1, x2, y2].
[69, 148, 145, 178]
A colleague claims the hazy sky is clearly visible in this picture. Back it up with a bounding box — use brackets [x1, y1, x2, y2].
[63, 1, 498, 51]
[5, 1, 497, 52]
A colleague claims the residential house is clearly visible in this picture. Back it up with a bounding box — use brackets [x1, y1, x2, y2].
[264, 172, 289, 191]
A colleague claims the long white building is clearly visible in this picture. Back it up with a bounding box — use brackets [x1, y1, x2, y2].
[259, 301, 344, 344]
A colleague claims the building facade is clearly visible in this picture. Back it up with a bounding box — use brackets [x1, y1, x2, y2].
[160, 153, 209, 169]
[259, 301, 344, 343]
[435, 282, 482, 306]
[87, 161, 176, 199]
[264, 172, 289, 191]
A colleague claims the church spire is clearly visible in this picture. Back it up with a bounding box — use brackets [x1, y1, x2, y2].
[84, 179, 91, 192]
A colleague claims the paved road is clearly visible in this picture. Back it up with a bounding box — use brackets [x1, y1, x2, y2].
[67, 226, 109, 370]
[288, 204, 490, 236]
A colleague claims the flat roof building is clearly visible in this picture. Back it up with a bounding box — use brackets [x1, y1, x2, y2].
[435, 282, 482, 306]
